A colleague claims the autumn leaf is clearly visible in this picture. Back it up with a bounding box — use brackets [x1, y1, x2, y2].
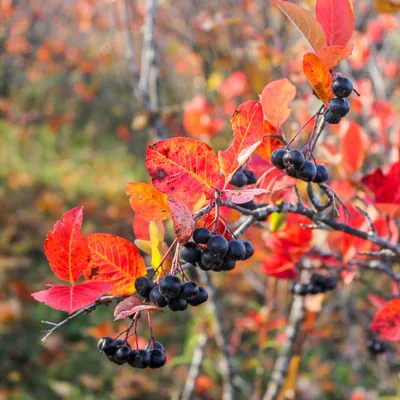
[260, 79, 296, 129]
[340, 122, 367, 174]
[220, 71, 249, 100]
[316, 44, 354, 69]
[374, 0, 400, 13]
[262, 252, 297, 279]
[126, 182, 171, 221]
[85, 234, 147, 296]
[44, 207, 90, 284]
[274, 0, 327, 52]
[32, 281, 111, 314]
[167, 197, 195, 244]
[218, 101, 265, 185]
[255, 135, 285, 162]
[371, 299, 400, 341]
[303, 53, 333, 105]
[114, 295, 162, 321]
[316, 0, 355, 46]
[222, 189, 268, 204]
[145, 138, 220, 203]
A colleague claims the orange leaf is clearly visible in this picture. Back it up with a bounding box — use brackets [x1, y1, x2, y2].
[126, 182, 171, 221]
[374, 0, 400, 13]
[303, 53, 333, 105]
[260, 79, 296, 129]
[316, 0, 354, 46]
[274, 0, 327, 52]
[218, 101, 265, 185]
[371, 299, 400, 341]
[167, 197, 195, 244]
[340, 122, 366, 174]
[256, 135, 285, 162]
[85, 234, 147, 296]
[316, 44, 354, 69]
[44, 207, 90, 284]
[145, 138, 220, 203]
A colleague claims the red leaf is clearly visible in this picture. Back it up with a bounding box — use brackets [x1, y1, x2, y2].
[32, 281, 111, 314]
[316, 44, 354, 69]
[371, 299, 400, 341]
[145, 138, 220, 203]
[44, 207, 90, 284]
[303, 53, 333, 105]
[85, 234, 147, 296]
[262, 252, 297, 279]
[220, 71, 249, 100]
[218, 101, 265, 185]
[114, 295, 162, 321]
[133, 215, 151, 241]
[340, 122, 366, 174]
[167, 197, 195, 244]
[316, 0, 354, 46]
[222, 189, 268, 204]
[260, 79, 296, 129]
[126, 182, 171, 221]
[255, 135, 284, 162]
[274, 0, 327, 52]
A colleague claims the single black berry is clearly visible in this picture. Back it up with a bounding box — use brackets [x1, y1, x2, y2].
[286, 165, 298, 178]
[98, 336, 113, 352]
[283, 149, 305, 170]
[193, 227, 212, 244]
[181, 242, 202, 264]
[207, 235, 229, 257]
[220, 258, 236, 271]
[160, 275, 181, 299]
[325, 277, 337, 291]
[129, 349, 150, 369]
[180, 281, 199, 300]
[201, 249, 223, 269]
[313, 164, 329, 184]
[290, 283, 308, 296]
[149, 285, 168, 307]
[103, 339, 124, 356]
[114, 345, 132, 363]
[241, 200, 257, 210]
[296, 160, 317, 182]
[188, 286, 208, 306]
[230, 170, 248, 187]
[135, 277, 154, 299]
[196, 260, 211, 271]
[310, 273, 328, 286]
[146, 341, 164, 352]
[271, 148, 287, 169]
[367, 339, 387, 355]
[243, 169, 257, 184]
[168, 297, 188, 311]
[226, 239, 246, 261]
[309, 284, 324, 295]
[241, 240, 254, 260]
[332, 76, 353, 98]
[107, 354, 124, 365]
[328, 98, 350, 117]
[148, 348, 167, 368]
[324, 111, 342, 124]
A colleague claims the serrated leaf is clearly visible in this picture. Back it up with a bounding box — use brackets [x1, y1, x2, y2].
[85, 234, 147, 296]
[260, 79, 296, 129]
[274, 0, 327, 52]
[145, 138, 220, 203]
[167, 197, 195, 244]
[44, 207, 90, 284]
[114, 295, 162, 320]
[316, 44, 354, 69]
[371, 299, 400, 341]
[303, 53, 333, 105]
[126, 182, 171, 221]
[223, 188, 268, 204]
[32, 281, 111, 314]
[316, 0, 354, 46]
[218, 101, 265, 186]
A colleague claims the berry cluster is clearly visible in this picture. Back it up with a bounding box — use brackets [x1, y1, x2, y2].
[230, 168, 257, 187]
[181, 227, 254, 272]
[325, 76, 353, 124]
[135, 275, 208, 311]
[290, 273, 337, 296]
[271, 148, 328, 184]
[367, 339, 387, 355]
[98, 337, 166, 369]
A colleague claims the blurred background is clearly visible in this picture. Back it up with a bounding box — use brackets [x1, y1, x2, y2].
[0, 0, 399, 399]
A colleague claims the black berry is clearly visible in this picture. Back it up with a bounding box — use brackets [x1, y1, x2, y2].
[196, 260, 211, 271]
[148, 348, 167, 368]
[324, 111, 341, 124]
[230, 170, 248, 187]
[180, 281, 199, 300]
[290, 283, 308, 296]
[367, 339, 387, 355]
[296, 160, 317, 182]
[309, 284, 324, 294]
[129, 349, 150, 369]
[243, 169, 257, 184]
[313, 164, 329, 184]
[325, 277, 337, 291]
[241, 240, 254, 260]
[220, 259, 236, 271]
[332, 76, 353, 98]
[241, 200, 257, 210]
[98, 336, 113, 352]
[286, 165, 298, 178]
[107, 354, 124, 365]
[168, 297, 188, 311]
[135, 277, 154, 299]
[146, 341, 164, 352]
[226, 239, 246, 261]
[207, 235, 229, 257]
[114, 345, 132, 363]
[103, 339, 123, 356]
[188, 286, 208, 306]
[283, 149, 305, 170]
[271, 148, 287, 169]
[149, 285, 168, 307]
[328, 98, 350, 117]
[160, 275, 181, 299]
[193, 227, 212, 244]
[181, 242, 202, 264]
[201, 248, 223, 269]
[310, 273, 328, 286]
